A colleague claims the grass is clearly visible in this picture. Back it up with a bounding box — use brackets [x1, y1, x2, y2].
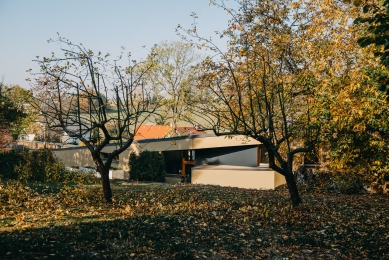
[1, 180, 389, 259]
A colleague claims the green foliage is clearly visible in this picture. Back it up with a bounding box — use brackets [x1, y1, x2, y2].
[0, 85, 27, 133]
[146, 41, 201, 128]
[129, 151, 165, 182]
[354, 1, 389, 92]
[0, 149, 97, 184]
[0, 149, 27, 179]
[15, 149, 67, 182]
[3, 85, 36, 139]
[313, 64, 389, 186]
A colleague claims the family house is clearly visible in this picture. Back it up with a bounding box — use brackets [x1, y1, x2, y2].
[49, 134, 286, 190]
[131, 134, 286, 190]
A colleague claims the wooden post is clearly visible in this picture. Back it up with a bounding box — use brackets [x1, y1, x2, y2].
[181, 156, 195, 179]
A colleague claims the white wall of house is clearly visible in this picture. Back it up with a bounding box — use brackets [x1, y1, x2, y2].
[191, 165, 286, 190]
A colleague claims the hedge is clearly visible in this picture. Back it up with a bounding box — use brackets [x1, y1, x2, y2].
[0, 148, 89, 183]
[129, 151, 165, 182]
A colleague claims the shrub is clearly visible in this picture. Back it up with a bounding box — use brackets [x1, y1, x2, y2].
[129, 150, 165, 182]
[14, 149, 67, 182]
[0, 148, 97, 184]
[331, 171, 366, 194]
[297, 169, 367, 194]
[0, 149, 26, 179]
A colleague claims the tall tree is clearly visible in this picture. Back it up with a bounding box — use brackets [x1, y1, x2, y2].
[1, 84, 37, 140]
[180, 0, 368, 207]
[30, 37, 161, 203]
[145, 41, 200, 132]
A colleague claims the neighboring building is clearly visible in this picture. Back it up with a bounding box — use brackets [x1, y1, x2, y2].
[60, 127, 91, 145]
[175, 126, 207, 136]
[19, 123, 206, 144]
[19, 133, 35, 141]
[134, 125, 206, 140]
[134, 125, 171, 140]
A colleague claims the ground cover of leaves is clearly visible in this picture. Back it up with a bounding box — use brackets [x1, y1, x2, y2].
[1, 180, 388, 259]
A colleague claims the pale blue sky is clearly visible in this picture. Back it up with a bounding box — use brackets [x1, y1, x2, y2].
[0, 0, 234, 89]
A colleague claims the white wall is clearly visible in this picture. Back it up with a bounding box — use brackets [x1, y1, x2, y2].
[191, 165, 286, 190]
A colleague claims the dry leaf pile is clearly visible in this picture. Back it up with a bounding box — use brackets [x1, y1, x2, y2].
[1, 180, 388, 259]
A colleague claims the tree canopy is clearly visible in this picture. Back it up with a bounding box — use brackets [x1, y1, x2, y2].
[145, 41, 201, 131]
[0, 83, 28, 144]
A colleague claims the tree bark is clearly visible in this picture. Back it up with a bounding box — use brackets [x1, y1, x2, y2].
[92, 154, 113, 204]
[101, 169, 113, 203]
[285, 172, 301, 208]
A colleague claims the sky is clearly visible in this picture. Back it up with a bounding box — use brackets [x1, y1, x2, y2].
[0, 0, 235, 90]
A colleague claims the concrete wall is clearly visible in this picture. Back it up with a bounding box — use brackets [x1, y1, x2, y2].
[51, 145, 133, 173]
[101, 144, 132, 172]
[53, 147, 95, 167]
[191, 165, 286, 190]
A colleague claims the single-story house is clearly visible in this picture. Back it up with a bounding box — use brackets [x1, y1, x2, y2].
[131, 134, 285, 190]
[51, 134, 285, 189]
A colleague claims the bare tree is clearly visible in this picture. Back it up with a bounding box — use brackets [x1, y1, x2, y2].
[30, 36, 160, 203]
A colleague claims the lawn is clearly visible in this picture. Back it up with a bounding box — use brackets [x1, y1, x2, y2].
[1, 180, 388, 259]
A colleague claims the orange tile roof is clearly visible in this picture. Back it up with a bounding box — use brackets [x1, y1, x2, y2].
[134, 125, 207, 140]
[134, 125, 171, 140]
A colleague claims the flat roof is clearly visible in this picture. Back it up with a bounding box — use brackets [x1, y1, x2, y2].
[134, 134, 217, 143]
[133, 134, 261, 152]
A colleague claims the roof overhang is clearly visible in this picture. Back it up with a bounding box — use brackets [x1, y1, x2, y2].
[133, 134, 261, 152]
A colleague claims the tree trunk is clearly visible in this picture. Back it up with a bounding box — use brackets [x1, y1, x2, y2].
[285, 171, 301, 208]
[92, 154, 113, 203]
[101, 169, 113, 203]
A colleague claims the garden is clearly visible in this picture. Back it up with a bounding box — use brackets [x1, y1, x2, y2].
[1, 178, 388, 259]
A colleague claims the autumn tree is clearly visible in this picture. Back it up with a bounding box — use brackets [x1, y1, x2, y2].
[296, 0, 389, 186]
[179, 0, 377, 206]
[354, 0, 389, 69]
[30, 37, 161, 203]
[145, 41, 201, 132]
[179, 0, 317, 207]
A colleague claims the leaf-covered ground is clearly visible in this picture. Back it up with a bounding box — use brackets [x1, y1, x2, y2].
[1, 180, 388, 259]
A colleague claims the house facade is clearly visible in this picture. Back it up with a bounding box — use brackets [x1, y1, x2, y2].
[130, 134, 285, 190]
[18, 123, 285, 189]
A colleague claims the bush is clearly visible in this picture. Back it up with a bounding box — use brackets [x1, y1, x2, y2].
[129, 150, 165, 182]
[0, 149, 26, 179]
[298, 169, 367, 194]
[331, 171, 366, 194]
[0, 148, 96, 184]
[15, 149, 67, 182]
